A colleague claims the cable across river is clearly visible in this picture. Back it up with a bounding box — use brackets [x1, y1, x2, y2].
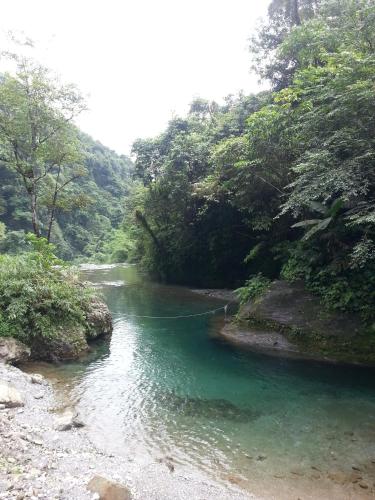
[124, 303, 230, 319]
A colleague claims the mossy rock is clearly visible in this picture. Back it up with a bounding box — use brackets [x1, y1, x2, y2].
[234, 280, 375, 365]
[239, 280, 362, 338]
[30, 325, 89, 362]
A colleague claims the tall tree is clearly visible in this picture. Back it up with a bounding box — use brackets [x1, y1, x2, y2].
[0, 53, 86, 238]
[250, 0, 320, 88]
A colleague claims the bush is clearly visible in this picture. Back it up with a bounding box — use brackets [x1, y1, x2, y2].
[281, 243, 375, 322]
[0, 235, 95, 344]
[235, 273, 271, 305]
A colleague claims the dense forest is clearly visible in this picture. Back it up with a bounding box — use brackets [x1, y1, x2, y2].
[0, 0, 374, 327]
[128, 0, 375, 323]
[0, 53, 133, 263]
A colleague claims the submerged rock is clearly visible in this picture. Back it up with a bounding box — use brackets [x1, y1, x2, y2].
[0, 380, 24, 407]
[87, 475, 132, 500]
[163, 392, 260, 423]
[0, 338, 30, 365]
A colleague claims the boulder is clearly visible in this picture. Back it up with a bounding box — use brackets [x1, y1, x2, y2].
[29, 373, 45, 385]
[30, 326, 89, 362]
[0, 380, 24, 407]
[225, 280, 373, 365]
[0, 338, 30, 365]
[55, 409, 85, 431]
[87, 475, 132, 500]
[239, 280, 362, 338]
[85, 296, 113, 340]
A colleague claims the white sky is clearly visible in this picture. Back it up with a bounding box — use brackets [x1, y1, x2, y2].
[1, 0, 270, 155]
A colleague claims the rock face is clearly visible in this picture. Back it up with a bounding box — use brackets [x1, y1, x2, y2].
[29, 297, 113, 362]
[30, 325, 89, 362]
[85, 296, 113, 340]
[239, 280, 361, 338]
[0, 380, 24, 407]
[220, 323, 302, 358]
[0, 337, 30, 365]
[87, 475, 132, 500]
[223, 280, 372, 365]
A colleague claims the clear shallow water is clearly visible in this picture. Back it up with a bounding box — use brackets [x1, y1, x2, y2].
[30, 265, 375, 498]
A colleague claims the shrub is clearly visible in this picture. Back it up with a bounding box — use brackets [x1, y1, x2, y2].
[235, 273, 271, 305]
[0, 234, 95, 343]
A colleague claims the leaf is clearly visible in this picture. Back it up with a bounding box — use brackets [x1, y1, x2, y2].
[302, 217, 332, 241]
[292, 219, 322, 228]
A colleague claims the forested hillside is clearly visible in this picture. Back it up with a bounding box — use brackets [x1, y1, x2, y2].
[0, 53, 133, 261]
[130, 0, 375, 322]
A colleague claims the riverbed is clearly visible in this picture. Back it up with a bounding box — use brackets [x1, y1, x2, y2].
[25, 264, 375, 499]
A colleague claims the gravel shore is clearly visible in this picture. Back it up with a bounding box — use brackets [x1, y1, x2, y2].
[0, 363, 251, 500]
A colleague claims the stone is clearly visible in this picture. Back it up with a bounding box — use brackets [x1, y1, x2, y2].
[238, 280, 361, 339]
[0, 381, 24, 408]
[87, 475, 132, 500]
[29, 374, 45, 385]
[30, 326, 88, 362]
[85, 297, 113, 340]
[0, 338, 30, 365]
[327, 471, 348, 485]
[55, 410, 85, 431]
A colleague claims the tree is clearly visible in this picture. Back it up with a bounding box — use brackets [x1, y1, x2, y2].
[0, 53, 86, 239]
[249, 0, 321, 88]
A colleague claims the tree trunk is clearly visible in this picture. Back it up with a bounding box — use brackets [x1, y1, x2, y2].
[30, 188, 41, 238]
[135, 210, 163, 251]
[47, 168, 61, 243]
[291, 0, 301, 25]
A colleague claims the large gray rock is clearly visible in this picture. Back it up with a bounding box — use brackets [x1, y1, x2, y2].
[30, 325, 89, 362]
[239, 280, 362, 338]
[0, 338, 30, 365]
[87, 475, 132, 500]
[0, 380, 24, 407]
[85, 296, 113, 340]
[28, 296, 113, 362]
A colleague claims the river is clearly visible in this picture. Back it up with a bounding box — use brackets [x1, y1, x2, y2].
[27, 264, 375, 499]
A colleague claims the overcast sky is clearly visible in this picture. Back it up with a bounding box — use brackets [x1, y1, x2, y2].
[1, 0, 270, 155]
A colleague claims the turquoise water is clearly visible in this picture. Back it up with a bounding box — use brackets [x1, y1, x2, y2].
[33, 264, 375, 498]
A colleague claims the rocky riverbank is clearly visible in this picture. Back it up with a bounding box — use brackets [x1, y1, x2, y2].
[219, 280, 375, 366]
[0, 362, 133, 500]
[0, 361, 251, 500]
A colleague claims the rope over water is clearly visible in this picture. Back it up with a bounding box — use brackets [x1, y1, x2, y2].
[124, 303, 231, 320]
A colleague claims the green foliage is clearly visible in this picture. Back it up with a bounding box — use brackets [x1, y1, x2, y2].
[235, 274, 271, 305]
[129, 0, 375, 323]
[0, 234, 95, 342]
[281, 242, 375, 321]
[0, 52, 134, 260]
[0, 132, 133, 260]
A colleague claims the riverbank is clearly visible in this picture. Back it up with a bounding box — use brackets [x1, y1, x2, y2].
[0, 362, 250, 500]
[217, 280, 375, 367]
